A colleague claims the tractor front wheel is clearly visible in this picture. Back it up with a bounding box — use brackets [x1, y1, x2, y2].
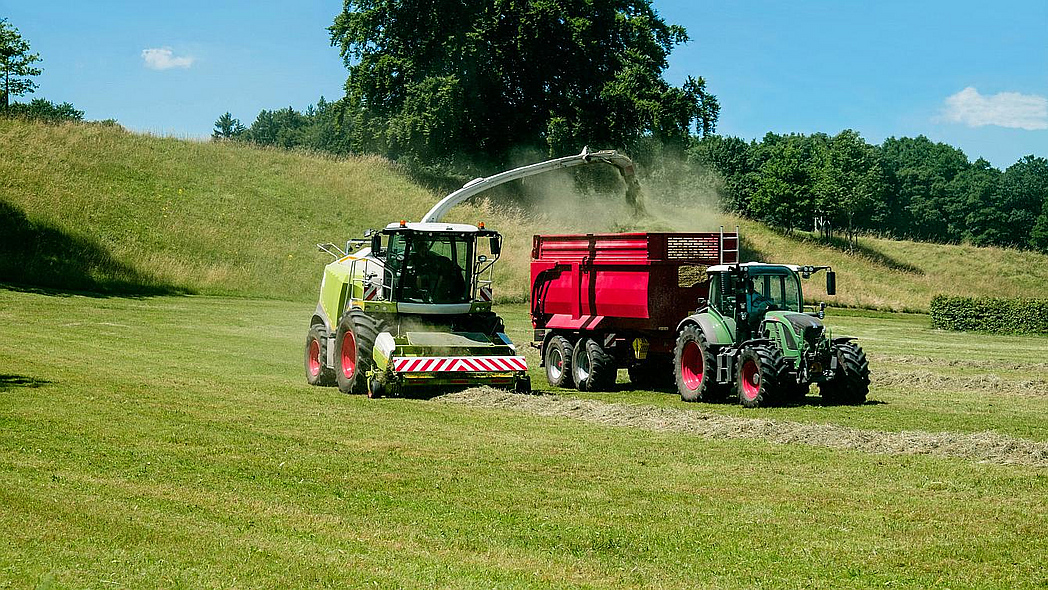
[335, 308, 387, 395]
[736, 345, 785, 408]
[674, 325, 720, 402]
[572, 337, 615, 392]
[544, 335, 574, 389]
[304, 325, 336, 386]
[819, 342, 870, 405]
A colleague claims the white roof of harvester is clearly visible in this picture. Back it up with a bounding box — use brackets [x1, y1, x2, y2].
[706, 262, 802, 273]
[385, 222, 481, 232]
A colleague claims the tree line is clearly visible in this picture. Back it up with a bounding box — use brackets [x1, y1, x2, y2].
[690, 132, 1048, 252]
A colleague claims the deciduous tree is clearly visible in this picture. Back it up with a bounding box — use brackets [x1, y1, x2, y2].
[0, 18, 42, 114]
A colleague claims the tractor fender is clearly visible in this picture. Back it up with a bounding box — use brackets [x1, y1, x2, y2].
[675, 312, 733, 346]
[831, 336, 857, 344]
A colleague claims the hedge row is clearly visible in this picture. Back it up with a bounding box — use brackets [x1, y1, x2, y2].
[930, 294, 1048, 334]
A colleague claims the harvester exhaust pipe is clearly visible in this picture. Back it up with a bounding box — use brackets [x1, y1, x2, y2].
[421, 147, 645, 223]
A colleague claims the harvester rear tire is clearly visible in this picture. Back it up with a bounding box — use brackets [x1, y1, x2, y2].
[572, 338, 616, 392]
[736, 345, 785, 408]
[674, 325, 720, 402]
[335, 308, 388, 396]
[305, 325, 336, 387]
[544, 335, 574, 389]
[819, 342, 870, 405]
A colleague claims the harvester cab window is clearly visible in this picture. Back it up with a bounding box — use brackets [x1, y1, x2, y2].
[399, 233, 472, 304]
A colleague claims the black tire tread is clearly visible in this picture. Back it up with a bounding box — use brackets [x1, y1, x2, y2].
[573, 337, 615, 392]
[819, 342, 870, 405]
[674, 325, 722, 402]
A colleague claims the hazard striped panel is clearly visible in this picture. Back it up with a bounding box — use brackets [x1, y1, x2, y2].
[478, 286, 493, 302]
[363, 283, 379, 301]
[392, 356, 527, 373]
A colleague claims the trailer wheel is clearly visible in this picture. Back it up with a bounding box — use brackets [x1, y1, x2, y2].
[572, 338, 615, 392]
[674, 325, 720, 402]
[818, 342, 870, 405]
[304, 325, 336, 386]
[736, 345, 785, 408]
[335, 308, 387, 395]
[544, 335, 574, 388]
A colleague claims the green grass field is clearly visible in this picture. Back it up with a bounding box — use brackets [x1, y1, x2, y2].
[2, 287, 1046, 589]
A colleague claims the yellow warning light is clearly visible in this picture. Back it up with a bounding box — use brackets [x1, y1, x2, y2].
[478, 221, 485, 229]
[399, 220, 407, 227]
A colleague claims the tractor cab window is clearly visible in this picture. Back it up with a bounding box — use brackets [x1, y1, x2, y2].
[747, 271, 802, 314]
[397, 233, 473, 304]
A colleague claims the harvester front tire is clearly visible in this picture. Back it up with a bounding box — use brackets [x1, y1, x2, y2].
[544, 335, 574, 389]
[572, 338, 615, 392]
[819, 342, 870, 405]
[674, 325, 720, 402]
[736, 345, 785, 408]
[304, 325, 336, 387]
[335, 309, 387, 396]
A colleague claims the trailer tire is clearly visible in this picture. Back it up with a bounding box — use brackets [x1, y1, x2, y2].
[674, 325, 720, 402]
[736, 345, 785, 408]
[572, 338, 615, 392]
[818, 342, 870, 405]
[335, 308, 387, 395]
[544, 335, 574, 389]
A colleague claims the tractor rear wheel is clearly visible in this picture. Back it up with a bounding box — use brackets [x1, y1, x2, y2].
[572, 337, 616, 392]
[335, 308, 387, 395]
[304, 325, 336, 386]
[674, 325, 721, 402]
[736, 345, 785, 408]
[819, 342, 870, 405]
[544, 335, 574, 388]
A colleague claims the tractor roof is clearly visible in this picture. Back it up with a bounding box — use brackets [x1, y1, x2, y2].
[384, 221, 482, 233]
[706, 262, 802, 273]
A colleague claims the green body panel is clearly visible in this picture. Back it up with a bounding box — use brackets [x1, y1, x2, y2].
[695, 309, 736, 345]
[318, 259, 353, 327]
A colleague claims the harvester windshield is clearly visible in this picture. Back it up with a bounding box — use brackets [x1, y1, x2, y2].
[388, 233, 472, 304]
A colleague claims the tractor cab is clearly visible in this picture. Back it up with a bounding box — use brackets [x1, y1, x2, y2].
[705, 263, 836, 342]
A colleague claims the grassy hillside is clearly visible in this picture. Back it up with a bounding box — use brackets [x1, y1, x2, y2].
[4, 118, 1048, 310]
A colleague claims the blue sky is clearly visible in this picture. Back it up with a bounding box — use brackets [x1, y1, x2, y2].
[3, 0, 1046, 168]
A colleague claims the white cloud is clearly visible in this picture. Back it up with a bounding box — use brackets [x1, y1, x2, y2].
[141, 48, 194, 70]
[942, 87, 1047, 130]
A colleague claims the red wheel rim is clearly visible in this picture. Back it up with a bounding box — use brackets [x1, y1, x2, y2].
[340, 331, 357, 379]
[680, 341, 704, 391]
[740, 359, 760, 401]
[308, 338, 321, 377]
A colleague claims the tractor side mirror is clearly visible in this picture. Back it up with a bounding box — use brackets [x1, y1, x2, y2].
[370, 233, 382, 254]
[489, 236, 501, 256]
[826, 271, 836, 296]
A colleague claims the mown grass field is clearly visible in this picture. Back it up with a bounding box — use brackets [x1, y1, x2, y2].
[2, 287, 1046, 589]
[5, 119, 1048, 311]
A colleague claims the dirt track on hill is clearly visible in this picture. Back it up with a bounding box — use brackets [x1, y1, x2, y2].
[436, 388, 1048, 468]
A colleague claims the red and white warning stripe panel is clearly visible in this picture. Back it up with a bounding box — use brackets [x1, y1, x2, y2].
[477, 286, 493, 302]
[392, 356, 527, 373]
[363, 283, 380, 301]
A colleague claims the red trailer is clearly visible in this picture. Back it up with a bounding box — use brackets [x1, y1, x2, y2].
[531, 229, 739, 390]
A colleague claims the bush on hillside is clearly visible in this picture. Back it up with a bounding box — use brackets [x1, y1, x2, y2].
[930, 294, 1048, 334]
[6, 98, 84, 123]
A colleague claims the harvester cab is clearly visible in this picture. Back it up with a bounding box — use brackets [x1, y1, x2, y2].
[305, 148, 640, 398]
[675, 262, 870, 408]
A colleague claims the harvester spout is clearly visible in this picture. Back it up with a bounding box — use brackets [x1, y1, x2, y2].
[421, 147, 644, 223]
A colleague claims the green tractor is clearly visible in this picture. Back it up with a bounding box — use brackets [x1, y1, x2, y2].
[673, 263, 870, 407]
[304, 148, 639, 397]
